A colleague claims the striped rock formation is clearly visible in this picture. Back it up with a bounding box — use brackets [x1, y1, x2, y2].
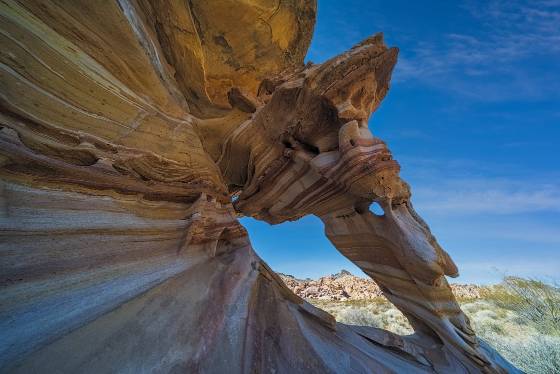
[0, 1, 518, 373]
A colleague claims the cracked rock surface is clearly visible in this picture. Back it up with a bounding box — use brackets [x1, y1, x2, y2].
[0, 1, 519, 373]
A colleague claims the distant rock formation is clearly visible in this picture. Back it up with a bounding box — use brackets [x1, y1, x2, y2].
[0, 1, 518, 373]
[279, 271, 482, 301]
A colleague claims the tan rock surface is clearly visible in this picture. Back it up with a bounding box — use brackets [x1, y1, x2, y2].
[281, 271, 383, 300]
[0, 1, 517, 373]
[279, 271, 482, 301]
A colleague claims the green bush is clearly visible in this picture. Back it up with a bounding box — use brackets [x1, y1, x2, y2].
[483, 276, 560, 335]
[309, 276, 560, 372]
[481, 334, 560, 374]
[337, 308, 381, 327]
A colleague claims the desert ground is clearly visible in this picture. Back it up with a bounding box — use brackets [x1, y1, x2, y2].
[281, 272, 560, 374]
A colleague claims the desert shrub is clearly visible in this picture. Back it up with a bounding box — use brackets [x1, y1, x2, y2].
[483, 276, 560, 335]
[333, 304, 413, 335]
[463, 301, 519, 337]
[310, 278, 560, 372]
[337, 308, 382, 327]
[481, 334, 560, 374]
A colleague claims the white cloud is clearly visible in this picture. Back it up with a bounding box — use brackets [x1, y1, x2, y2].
[393, 0, 560, 100]
[394, 156, 560, 216]
[413, 180, 560, 215]
[455, 259, 560, 284]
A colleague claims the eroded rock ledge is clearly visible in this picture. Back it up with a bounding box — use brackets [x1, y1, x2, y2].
[0, 1, 518, 373]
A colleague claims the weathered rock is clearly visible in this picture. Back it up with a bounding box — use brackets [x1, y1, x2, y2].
[279, 271, 482, 301]
[0, 1, 518, 373]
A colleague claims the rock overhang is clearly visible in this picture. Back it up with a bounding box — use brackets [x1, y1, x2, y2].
[0, 1, 520, 373]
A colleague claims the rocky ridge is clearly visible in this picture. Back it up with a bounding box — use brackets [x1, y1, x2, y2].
[279, 270, 482, 301]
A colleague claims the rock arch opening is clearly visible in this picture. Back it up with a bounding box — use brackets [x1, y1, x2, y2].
[240, 215, 364, 280]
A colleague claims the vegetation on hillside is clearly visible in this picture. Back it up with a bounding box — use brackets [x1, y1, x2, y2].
[310, 277, 560, 374]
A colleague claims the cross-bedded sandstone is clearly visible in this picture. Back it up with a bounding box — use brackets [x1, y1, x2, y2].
[0, 1, 519, 373]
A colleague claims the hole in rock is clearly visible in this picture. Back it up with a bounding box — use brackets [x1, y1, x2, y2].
[355, 201, 385, 216]
[240, 215, 366, 280]
[282, 139, 294, 149]
[302, 142, 320, 155]
[370, 201, 385, 216]
[240, 215, 411, 335]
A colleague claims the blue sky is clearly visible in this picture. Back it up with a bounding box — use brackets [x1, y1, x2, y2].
[241, 0, 560, 284]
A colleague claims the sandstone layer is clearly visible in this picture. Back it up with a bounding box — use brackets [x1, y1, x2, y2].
[0, 1, 518, 373]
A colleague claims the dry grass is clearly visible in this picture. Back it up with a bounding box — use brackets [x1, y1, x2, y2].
[309, 277, 560, 374]
[312, 298, 413, 335]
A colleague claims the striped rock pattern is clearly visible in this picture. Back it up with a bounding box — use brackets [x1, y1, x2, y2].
[0, 1, 518, 373]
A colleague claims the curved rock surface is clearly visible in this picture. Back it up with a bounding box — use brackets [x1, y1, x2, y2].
[0, 1, 518, 373]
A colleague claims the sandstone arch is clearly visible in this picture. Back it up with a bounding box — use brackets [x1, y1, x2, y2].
[0, 1, 518, 372]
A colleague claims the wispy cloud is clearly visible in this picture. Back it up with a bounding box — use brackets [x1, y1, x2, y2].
[397, 156, 560, 215]
[455, 259, 560, 284]
[413, 179, 560, 215]
[394, 0, 560, 101]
